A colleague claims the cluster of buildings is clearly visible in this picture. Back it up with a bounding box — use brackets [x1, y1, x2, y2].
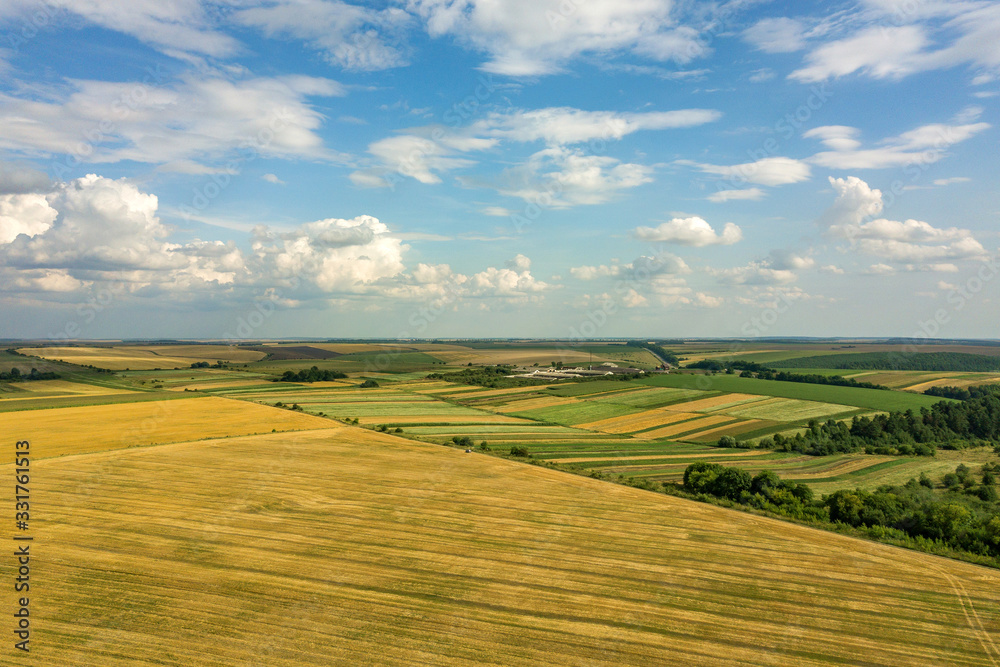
[505, 362, 650, 380]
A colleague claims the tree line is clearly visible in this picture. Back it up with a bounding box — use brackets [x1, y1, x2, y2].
[276, 366, 348, 382]
[0, 367, 60, 382]
[625, 341, 681, 366]
[769, 351, 1000, 372]
[682, 462, 1000, 561]
[726, 384, 1000, 456]
[686, 359, 890, 390]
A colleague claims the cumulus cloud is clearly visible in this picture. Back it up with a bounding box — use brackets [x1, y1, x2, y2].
[822, 175, 988, 264]
[713, 261, 798, 286]
[0, 193, 57, 245]
[262, 173, 286, 185]
[0, 74, 346, 169]
[806, 116, 990, 170]
[632, 216, 742, 246]
[678, 156, 811, 186]
[495, 146, 654, 207]
[0, 161, 50, 194]
[236, 0, 412, 70]
[570, 252, 690, 281]
[0, 173, 559, 309]
[407, 0, 710, 76]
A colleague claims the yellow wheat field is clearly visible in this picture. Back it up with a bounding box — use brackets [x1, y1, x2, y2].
[357, 414, 529, 425]
[0, 380, 137, 401]
[2, 396, 336, 458]
[664, 393, 768, 413]
[17, 345, 265, 370]
[5, 427, 997, 665]
[578, 409, 701, 434]
[637, 414, 736, 440]
[683, 419, 764, 442]
[496, 395, 581, 413]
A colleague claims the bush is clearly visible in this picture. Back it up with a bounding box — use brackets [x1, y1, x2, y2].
[717, 435, 738, 448]
[509, 446, 530, 457]
[359, 379, 379, 388]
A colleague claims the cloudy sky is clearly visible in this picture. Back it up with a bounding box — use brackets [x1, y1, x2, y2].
[0, 0, 997, 340]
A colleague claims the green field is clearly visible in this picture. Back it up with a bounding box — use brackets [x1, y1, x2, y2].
[638, 373, 948, 410]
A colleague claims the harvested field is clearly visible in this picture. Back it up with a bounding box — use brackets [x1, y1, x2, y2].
[13, 427, 999, 665]
[495, 395, 581, 413]
[637, 414, 736, 440]
[18, 345, 265, 370]
[664, 393, 767, 413]
[578, 409, 701, 434]
[682, 419, 765, 442]
[356, 414, 527, 425]
[2, 379, 136, 397]
[3, 396, 336, 458]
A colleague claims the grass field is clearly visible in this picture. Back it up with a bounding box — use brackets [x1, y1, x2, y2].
[5, 426, 998, 665]
[3, 396, 336, 458]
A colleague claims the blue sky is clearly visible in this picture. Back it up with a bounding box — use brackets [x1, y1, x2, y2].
[0, 0, 997, 340]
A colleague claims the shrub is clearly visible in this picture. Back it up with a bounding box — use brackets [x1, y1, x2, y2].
[509, 446, 530, 457]
[359, 379, 379, 388]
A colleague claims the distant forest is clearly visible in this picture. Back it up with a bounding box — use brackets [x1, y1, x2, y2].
[769, 352, 1000, 372]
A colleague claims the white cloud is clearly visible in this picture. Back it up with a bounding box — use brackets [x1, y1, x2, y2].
[570, 252, 690, 281]
[822, 175, 988, 264]
[768, 250, 815, 271]
[262, 174, 286, 185]
[570, 264, 621, 280]
[748, 68, 776, 83]
[22, 0, 240, 60]
[0, 193, 57, 245]
[0, 74, 347, 168]
[707, 188, 765, 203]
[495, 146, 654, 207]
[743, 17, 807, 53]
[713, 261, 798, 286]
[679, 157, 811, 186]
[478, 107, 722, 145]
[791, 25, 929, 82]
[802, 125, 862, 151]
[0, 161, 50, 194]
[806, 118, 990, 170]
[632, 216, 742, 246]
[790, 5, 1000, 82]
[866, 263, 896, 275]
[820, 264, 845, 275]
[236, 0, 411, 71]
[693, 292, 724, 308]
[480, 206, 513, 217]
[933, 177, 971, 186]
[408, 0, 708, 76]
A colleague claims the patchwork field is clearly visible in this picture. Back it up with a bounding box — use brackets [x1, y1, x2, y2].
[3, 395, 336, 458]
[18, 345, 266, 370]
[6, 427, 998, 665]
